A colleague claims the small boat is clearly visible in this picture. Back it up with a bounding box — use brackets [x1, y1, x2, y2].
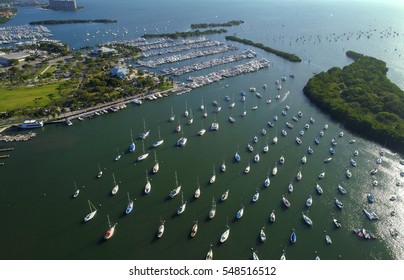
[176, 136, 187, 147]
[297, 111, 303, 118]
[354, 150, 359, 156]
[157, 220, 165, 238]
[292, 116, 299, 122]
[229, 116, 236, 123]
[234, 152, 241, 162]
[389, 195, 397, 201]
[220, 226, 230, 243]
[221, 189, 229, 201]
[274, 115, 278, 121]
[190, 220, 198, 238]
[72, 181, 80, 198]
[169, 107, 176, 122]
[302, 156, 307, 164]
[169, 172, 181, 198]
[329, 147, 335, 155]
[268, 121, 274, 127]
[338, 184, 347, 195]
[125, 192, 134, 214]
[144, 172, 151, 194]
[209, 166, 216, 184]
[247, 143, 254, 152]
[279, 155, 285, 164]
[137, 140, 149, 161]
[272, 136, 278, 144]
[198, 128, 206, 136]
[152, 126, 164, 147]
[187, 108, 193, 125]
[252, 191, 259, 202]
[339, 131, 344, 137]
[349, 139, 356, 144]
[184, 101, 189, 117]
[139, 119, 150, 140]
[259, 227, 266, 243]
[66, 119, 73, 126]
[316, 184, 323, 194]
[97, 163, 103, 178]
[367, 193, 375, 203]
[210, 122, 219, 131]
[176, 192, 187, 215]
[84, 200, 97, 222]
[296, 137, 302, 145]
[111, 173, 119, 195]
[290, 229, 297, 244]
[114, 147, 121, 161]
[252, 249, 259, 260]
[280, 250, 286, 260]
[296, 170, 302, 181]
[209, 198, 216, 219]
[194, 177, 201, 199]
[252, 105, 258, 110]
[262, 128, 267, 135]
[314, 138, 320, 145]
[282, 129, 287, 136]
[350, 158, 357, 167]
[304, 123, 310, 129]
[325, 231, 332, 244]
[363, 209, 379, 220]
[263, 143, 269, 153]
[324, 124, 329, 130]
[331, 138, 337, 146]
[319, 131, 324, 137]
[272, 166, 278, 176]
[288, 183, 294, 193]
[346, 169, 352, 179]
[300, 130, 304, 136]
[104, 215, 117, 240]
[324, 157, 332, 163]
[376, 158, 382, 164]
[370, 168, 378, 175]
[254, 153, 260, 162]
[253, 136, 258, 143]
[236, 205, 244, 219]
[200, 97, 205, 111]
[335, 198, 344, 209]
[282, 195, 291, 208]
[286, 122, 294, 129]
[302, 212, 313, 226]
[318, 172, 325, 179]
[206, 244, 213, 260]
[269, 210, 276, 223]
[333, 218, 341, 228]
[306, 195, 313, 207]
[307, 146, 313, 154]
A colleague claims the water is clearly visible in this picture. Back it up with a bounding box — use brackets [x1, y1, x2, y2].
[0, 0, 403, 260]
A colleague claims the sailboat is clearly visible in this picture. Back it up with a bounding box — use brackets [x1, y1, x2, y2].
[129, 129, 136, 152]
[236, 205, 244, 219]
[176, 117, 182, 133]
[169, 106, 175, 122]
[209, 197, 216, 219]
[197, 120, 206, 136]
[72, 181, 80, 198]
[144, 171, 151, 194]
[194, 176, 201, 199]
[241, 102, 246, 117]
[206, 244, 213, 260]
[97, 163, 103, 178]
[114, 148, 121, 161]
[104, 215, 117, 240]
[176, 131, 187, 147]
[157, 220, 165, 238]
[125, 192, 134, 214]
[139, 119, 150, 140]
[190, 220, 198, 238]
[220, 224, 230, 243]
[290, 229, 297, 244]
[152, 151, 159, 173]
[234, 145, 241, 162]
[152, 126, 164, 147]
[260, 227, 266, 242]
[137, 140, 149, 161]
[177, 192, 187, 215]
[200, 97, 205, 111]
[184, 101, 189, 117]
[111, 173, 119, 195]
[221, 160, 226, 172]
[252, 248, 259, 260]
[169, 172, 181, 198]
[83, 200, 97, 222]
[272, 165, 278, 176]
[209, 166, 216, 184]
[187, 108, 193, 125]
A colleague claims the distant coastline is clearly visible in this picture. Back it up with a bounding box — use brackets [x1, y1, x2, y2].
[303, 51, 404, 153]
[225, 36, 302, 62]
[29, 19, 117, 25]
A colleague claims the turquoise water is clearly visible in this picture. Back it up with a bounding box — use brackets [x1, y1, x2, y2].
[0, 0, 403, 260]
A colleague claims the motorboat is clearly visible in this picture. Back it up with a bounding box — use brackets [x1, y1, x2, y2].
[286, 122, 294, 129]
[318, 172, 325, 179]
[302, 212, 313, 226]
[261, 128, 267, 135]
[333, 218, 341, 228]
[306, 195, 313, 207]
[268, 121, 274, 127]
[247, 143, 254, 152]
[304, 123, 310, 129]
[350, 158, 357, 167]
[229, 116, 236, 123]
[290, 229, 297, 244]
[389, 195, 397, 201]
[300, 130, 304, 136]
[329, 147, 335, 155]
[370, 168, 378, 175]
[221, 189, 229, 201]
[363, 208, 379, 220]
[210, 122, 219, 131]
[282, 195, 291, 208]
[324, 124, 329, 130]
[198, 128, 206, 136]
[324, 157, 332, 163]
[339, 131, 344, 137]
[314, 138, 320, 145]
[282, 129, 287, 136]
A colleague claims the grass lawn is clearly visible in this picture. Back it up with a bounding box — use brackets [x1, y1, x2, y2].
[0, 83, 61, 111]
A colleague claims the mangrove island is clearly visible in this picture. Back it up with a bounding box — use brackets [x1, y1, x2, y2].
[190, 20, 244, 29]
[303, 51, 404, 152]
[143, 29, 228, 39]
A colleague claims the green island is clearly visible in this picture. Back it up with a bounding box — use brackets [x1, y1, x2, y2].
[0, 6, 17, 24]
[190, 20, 244, 29]
[303, 51, 404, 152]
[142, 29, 228, 39]
[225, 36, 302, 62]
[0, 41, 174, 122]
[29, 19, 117, 25]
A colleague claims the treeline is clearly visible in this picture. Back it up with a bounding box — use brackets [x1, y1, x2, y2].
[303, 51, 404, 152]
[225, 36, 302, 62]
[29, 19, 117, 25]
[143, 29, 228, 39]
[191, 20, 244, 29]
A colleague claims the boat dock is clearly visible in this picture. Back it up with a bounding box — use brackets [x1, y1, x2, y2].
[0, 147, 14, 152]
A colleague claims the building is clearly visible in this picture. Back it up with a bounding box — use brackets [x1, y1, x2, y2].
[0, 52, 30, 66]
[109, 66, 129, 79]
[49, 0, 77, 10]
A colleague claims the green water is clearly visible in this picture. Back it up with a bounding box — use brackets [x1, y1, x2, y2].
[1, 64, 402, 260]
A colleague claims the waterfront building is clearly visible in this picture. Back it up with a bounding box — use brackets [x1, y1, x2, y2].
[49, 0, 77, 10]
[109, 66, 129, 79]
[0, 52, 29, 66]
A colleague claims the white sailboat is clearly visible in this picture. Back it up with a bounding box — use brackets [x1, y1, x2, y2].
[97, 163, 103, 178]
[72, 181, 80, 198]
[169, 171, 181, 198]
[176, 131, 187, 147]
[190, 220, 198, 238]
[209, 197, 216, 219]
[137, 139, 149, 161]
[144, 171, 151, 194]
[152, 151, 160, 173]
[194, 176, 201, 199]
[157, 220, 165, 238]
[200, 97, 205, 111]
[187, 108, 193, 125]
[184, 101, 189, 117]
[169, 106, 175, 122]
[111, 173, 119, 195]
[114, 147, 121, 161]
[221, 160, 226, 172]
[206, 244, 213, 260]
[220, 225, 230, 243]
[83, 200, 97, 222]
[176, 192, 187, 215]
[209, 166, 216, 184]
[152, 126, 164, 147]
[139, 118, 150, 140]
[197, 120, 206, 136]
